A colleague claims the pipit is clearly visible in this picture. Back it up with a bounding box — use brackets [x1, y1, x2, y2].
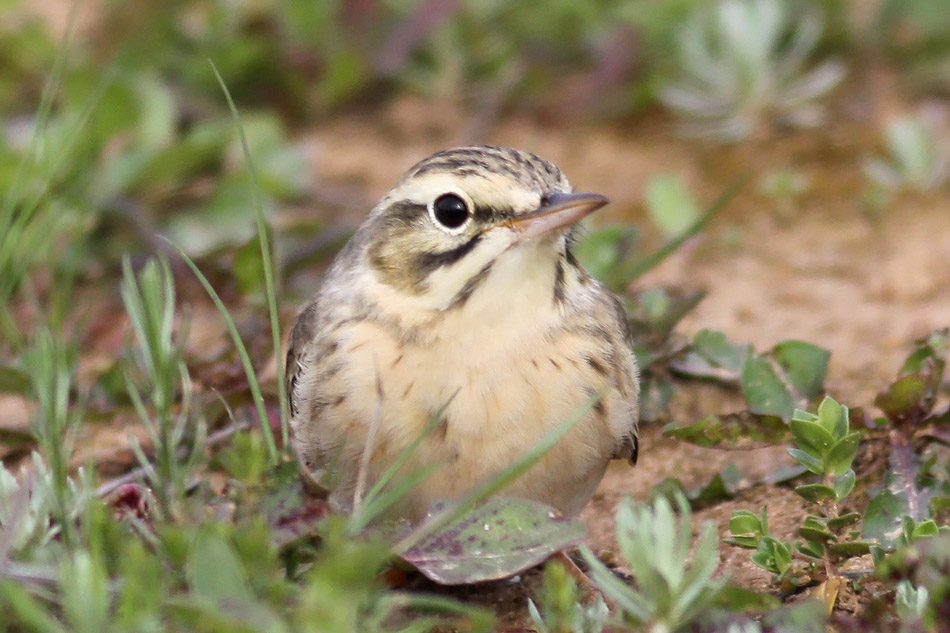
[287, 145, 639, 521]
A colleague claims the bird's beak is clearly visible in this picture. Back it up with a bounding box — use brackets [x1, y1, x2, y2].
[508, 192, 609, 242]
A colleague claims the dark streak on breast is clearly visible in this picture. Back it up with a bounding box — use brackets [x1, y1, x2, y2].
[449, 261, 494, 309]
[436, 415, 450, 440]
[585, 355, 608, 377]
[553, 258, 565, 305]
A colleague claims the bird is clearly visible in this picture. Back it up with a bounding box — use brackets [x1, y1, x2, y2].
[286, 145, 639, 522]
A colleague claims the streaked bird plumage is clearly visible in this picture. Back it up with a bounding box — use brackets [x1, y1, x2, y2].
[287, 145, 639, 520]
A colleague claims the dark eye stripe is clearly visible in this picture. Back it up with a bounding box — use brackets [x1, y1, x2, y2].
[385, 200, 427, 225]
[416, 234, 483, 275]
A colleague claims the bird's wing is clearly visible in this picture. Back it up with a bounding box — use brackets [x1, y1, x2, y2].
[285, 301, 321, 419]
[605, 290, 640, 466]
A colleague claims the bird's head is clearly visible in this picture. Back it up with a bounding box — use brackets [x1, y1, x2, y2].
[357, 146, 608, 311]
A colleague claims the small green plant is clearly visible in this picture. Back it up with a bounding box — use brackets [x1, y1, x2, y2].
[581, 494, 727, 632]
[528, 561, 610, 633]
[21, 328, 84, 541]
[659, 0, 845, 140]
[120, 256, 205, 520]
[727, 397, 872, 594]
[0, 453, 88, 553]
[863, 110, 950, 194]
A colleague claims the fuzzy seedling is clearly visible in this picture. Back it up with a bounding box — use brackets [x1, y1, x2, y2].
[581, 494, 727, 633]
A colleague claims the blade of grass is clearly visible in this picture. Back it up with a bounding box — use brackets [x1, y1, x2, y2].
[393, 394, 598, 554]
[208, 61, 289, 453]
[0, 1, 78, 218]
[624, 172, 750, 281]
[351, 464, 442, 534]
[162, 238, 278, 464]
[347, 393, 458, 533]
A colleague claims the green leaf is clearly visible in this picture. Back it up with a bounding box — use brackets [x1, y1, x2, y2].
[645, 174, 699, 238]
[797, 539, 825, 559]
[187, 526, 254, 605]
[742, 355, 796, 420]
[688, 463, 741, 507]
[827, 512, 861, 531]
[751, 537, 791, 576]
[910, 519, 940, 541]
[787, 448, 824, 474]
[816, 396, 847, 437]
[789, 419, 836, 461]
[400, 497, 586, 585]
[826, 540, 873, 558]
[899, 329, 948, 377]
[663, 412, 789, 449]
[832, 469, 856, 501]
[930, 496, 950, 517]
[729, 510, 764, 540]
[714, 585, 781, 611]
[672, 329, 750, 381]
[863, 490, 909, 549]
[694, 329, 750, 374]
[772, 341, 830, 401]
[875, 374, 930, 422]
[795, 484, 838, 504]
[792, 408, 819, 424]
[825, 433, 860, 476]
[798, 516, 833, 544]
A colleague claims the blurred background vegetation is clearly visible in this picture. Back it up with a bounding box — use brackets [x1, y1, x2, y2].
[4, 0, 950, 301]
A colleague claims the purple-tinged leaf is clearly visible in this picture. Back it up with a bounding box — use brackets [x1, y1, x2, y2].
[400, 497, 586, 585]
[259, 464, 329, 548]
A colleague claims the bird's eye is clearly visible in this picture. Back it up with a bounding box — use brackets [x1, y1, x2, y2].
[431, 193, 470, 230]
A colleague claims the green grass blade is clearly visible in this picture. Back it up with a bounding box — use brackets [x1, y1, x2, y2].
[349, 463, 442, 534]
[394, 394, 598, 554]
[624, 172, 750, 281]
[208, 61, 289, 453]
[162, 238, 278, 464]
[349, 394, 457, 533]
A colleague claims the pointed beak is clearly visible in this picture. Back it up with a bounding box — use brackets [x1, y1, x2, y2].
[508, 192, 609, 242]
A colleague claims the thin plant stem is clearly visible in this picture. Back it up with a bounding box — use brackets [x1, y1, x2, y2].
[209, 61, 290, 454]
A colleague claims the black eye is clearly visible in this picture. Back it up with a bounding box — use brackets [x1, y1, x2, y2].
[432, 194, 470, 229]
